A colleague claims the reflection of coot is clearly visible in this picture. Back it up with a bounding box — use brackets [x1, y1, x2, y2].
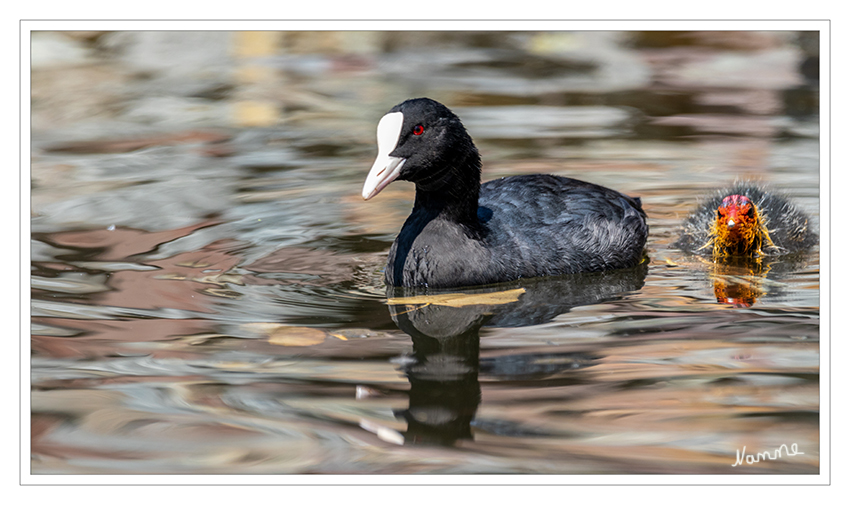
[675, 183, 817, 259]
[389, 263, 648, 332]
[700, 254, 814, 307]
[386, 265, 647, 445]
[362, 97, 648, 288]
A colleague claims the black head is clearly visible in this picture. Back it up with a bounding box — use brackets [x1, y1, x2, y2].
[362, 98, 481, 200]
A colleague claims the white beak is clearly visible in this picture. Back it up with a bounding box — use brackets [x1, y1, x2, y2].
[362, 112, 406, 200]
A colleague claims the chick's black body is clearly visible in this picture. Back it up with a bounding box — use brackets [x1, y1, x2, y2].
[369, 98, 648, 289]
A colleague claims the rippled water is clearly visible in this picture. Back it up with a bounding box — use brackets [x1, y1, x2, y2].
[29, 30, 821, 477]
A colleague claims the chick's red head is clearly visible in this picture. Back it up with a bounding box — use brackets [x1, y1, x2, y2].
[714, 194, 759, 254]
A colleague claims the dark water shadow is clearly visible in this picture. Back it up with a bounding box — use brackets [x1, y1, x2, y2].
[384, 264, 648, 445]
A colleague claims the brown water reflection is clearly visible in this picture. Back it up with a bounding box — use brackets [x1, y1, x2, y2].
[30, 29, 820, 476]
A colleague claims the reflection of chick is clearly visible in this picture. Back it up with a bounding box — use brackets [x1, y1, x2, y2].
[675, 183, 817, 260]
[711, 263, 765, 308]
[713, 278, 760, 308]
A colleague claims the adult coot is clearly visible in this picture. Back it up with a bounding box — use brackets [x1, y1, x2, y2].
[675, 182, 817, 258]
[363, 98, 648, 288]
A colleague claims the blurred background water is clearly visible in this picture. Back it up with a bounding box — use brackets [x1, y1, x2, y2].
[29, 30, 820, 475]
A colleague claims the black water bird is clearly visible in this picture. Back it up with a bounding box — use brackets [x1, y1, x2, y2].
[363, 98, 648, 288]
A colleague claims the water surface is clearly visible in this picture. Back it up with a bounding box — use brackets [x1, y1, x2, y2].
[30, 30, 820, 476]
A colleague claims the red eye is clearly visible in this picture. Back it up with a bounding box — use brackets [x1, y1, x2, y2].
[412, 125, 424, 135]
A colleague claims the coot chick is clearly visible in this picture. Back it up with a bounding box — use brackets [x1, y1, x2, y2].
[363, 98, 648, 288]
[675, 182, 817, 259]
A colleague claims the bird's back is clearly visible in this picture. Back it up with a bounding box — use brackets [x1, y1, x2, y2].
[478, 174, 648, 278]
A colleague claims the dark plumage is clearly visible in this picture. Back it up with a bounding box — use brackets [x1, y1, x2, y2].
[675, 182, 817, 258]
[363, 98, 648, 288]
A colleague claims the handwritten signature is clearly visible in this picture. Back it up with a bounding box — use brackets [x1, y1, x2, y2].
[732, 443, 805, 467]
